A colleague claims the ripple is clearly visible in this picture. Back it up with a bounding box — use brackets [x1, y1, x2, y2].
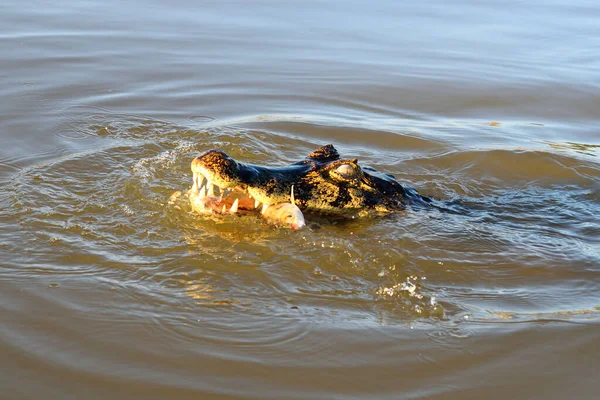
[1, 113, 599, 332]
[546, 141, 600, 158]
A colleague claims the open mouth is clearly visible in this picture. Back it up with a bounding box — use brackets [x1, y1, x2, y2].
[188, 170, 264, 215]
[188, 168, 306, 230]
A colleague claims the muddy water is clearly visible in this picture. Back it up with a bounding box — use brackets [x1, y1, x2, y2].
[1, 1, 599, 399]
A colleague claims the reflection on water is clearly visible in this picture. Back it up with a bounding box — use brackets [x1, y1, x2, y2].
[2, 0, 600, 399]
[546, 141, 600, 158]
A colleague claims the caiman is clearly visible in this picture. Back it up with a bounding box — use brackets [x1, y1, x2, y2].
[188, 144, 431, 229]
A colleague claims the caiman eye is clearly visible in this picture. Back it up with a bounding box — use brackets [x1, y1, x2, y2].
[336, 164, 357, 179]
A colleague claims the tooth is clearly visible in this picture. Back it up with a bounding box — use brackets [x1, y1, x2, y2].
[192, 172, 199, 192]
[230, 198, 239, 213]
[254, 199, 260, 209]
[199, 184, 206, 199]
[222, 205, 227, 214]
[261, 204, 269, 214]
[207, 182, 215, 197]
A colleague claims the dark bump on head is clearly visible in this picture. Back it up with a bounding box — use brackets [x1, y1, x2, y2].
[306, 144, 340, 161]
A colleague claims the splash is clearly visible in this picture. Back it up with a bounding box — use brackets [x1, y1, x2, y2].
[376, 275, 444, 318]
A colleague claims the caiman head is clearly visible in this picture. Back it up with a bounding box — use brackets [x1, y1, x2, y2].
[190, 144, 419, 216]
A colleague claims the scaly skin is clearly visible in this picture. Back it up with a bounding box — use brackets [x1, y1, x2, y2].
[189, 144, 429, 219]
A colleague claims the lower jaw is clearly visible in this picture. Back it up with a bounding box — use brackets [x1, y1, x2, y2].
[188, 189, 258, 215]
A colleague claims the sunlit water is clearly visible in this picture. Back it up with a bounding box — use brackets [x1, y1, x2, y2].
[1, 1, 599, 399]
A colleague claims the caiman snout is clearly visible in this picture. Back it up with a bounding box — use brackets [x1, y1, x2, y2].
[189, 149, 306, 229]
[188, 144, 424, 227]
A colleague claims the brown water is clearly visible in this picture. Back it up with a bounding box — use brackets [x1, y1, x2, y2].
[2, 1, 599, 399]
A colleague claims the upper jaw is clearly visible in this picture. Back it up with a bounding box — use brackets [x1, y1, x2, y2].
[191, 149, 241, 190]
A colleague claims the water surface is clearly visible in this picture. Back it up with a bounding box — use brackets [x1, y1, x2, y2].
[1, 1, 599, 399]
